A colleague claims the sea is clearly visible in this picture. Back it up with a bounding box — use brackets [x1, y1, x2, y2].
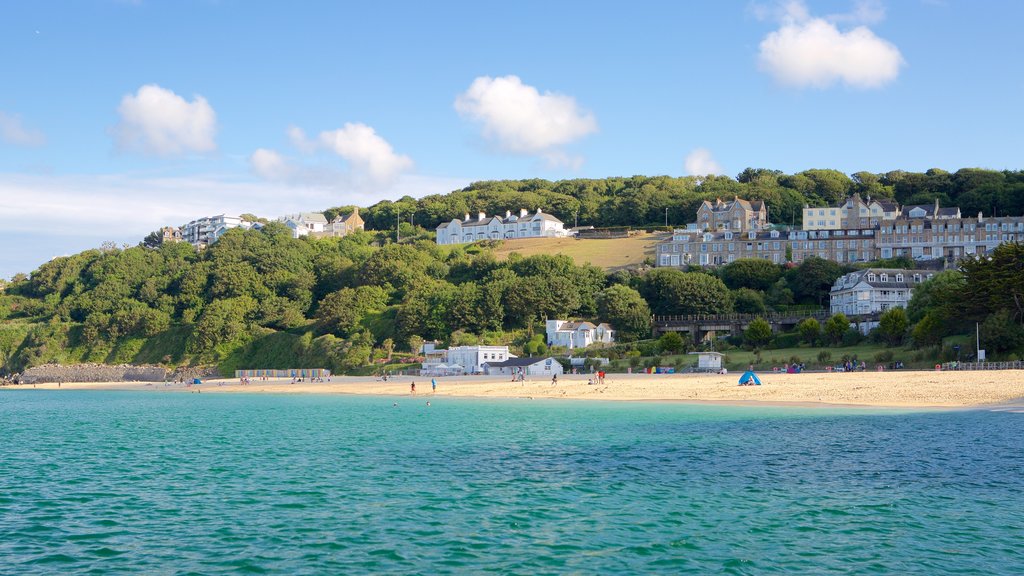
[1, 390, 1022, 575]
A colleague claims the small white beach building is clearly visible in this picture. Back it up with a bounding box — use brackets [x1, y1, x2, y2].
[483, 357, 564, 377]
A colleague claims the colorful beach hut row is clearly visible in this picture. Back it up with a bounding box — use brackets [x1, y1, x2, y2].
[234, 368, 331, 378]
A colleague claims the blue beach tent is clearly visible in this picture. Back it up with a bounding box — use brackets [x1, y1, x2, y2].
[192, 378, 202, 385]
[738, 371, 762, 386]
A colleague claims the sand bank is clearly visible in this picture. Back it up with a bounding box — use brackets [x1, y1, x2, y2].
[20, 369, 1024, 408]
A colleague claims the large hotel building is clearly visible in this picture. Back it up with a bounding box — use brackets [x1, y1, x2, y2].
[657, 194, 1024, 268]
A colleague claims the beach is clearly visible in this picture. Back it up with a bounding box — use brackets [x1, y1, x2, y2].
[21, 369, 1024, 408]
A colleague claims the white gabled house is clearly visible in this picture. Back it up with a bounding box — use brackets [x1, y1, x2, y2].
[182, 214, 252, 249]
[829, 268, 934, 333]
[279, 212, 329, 238]
[436, 209, 567, 245]
[546, 320, 615, 350]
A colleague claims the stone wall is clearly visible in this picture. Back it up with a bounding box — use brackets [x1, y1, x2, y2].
[18, 363, 169, 384]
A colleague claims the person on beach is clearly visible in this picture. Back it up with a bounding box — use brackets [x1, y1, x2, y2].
[551, 374, 558, 386]
[411, 381, 416, 394]
[431, 378, 437, 393]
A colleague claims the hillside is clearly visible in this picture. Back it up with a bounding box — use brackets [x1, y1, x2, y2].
[492, 233, 668, 271]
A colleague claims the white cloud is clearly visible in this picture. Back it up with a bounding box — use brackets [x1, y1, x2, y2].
[249, 148, 290, 180]
[757, 0, 905, 89]
[454, 75, 597, 157]
[113, 84, 217, 155]
[684, 148, 724, 176]
[0, 111, 46, 146]
[287, 125, 316, 153]
[318, 123, 413, 182]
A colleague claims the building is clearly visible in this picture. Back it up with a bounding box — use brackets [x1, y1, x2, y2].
[545, 320, 615, 349]
[696, 197, 768, 233]
[321, 208, 364, 238]
[182, 214, 251, 249]
[435, 209, 567, 245]
[829, 268, 933, 319]
[160, 226, 183, 243]
[279, 212, 329, 238]
[420, 345, 512, 375]
[484, 357, 564, 377]
[802, 194, 900, 231]
[690, 351, 724, 371]
[658, 192, 1024, 269]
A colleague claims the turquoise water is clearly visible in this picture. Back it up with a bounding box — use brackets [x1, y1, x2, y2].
[1, 391, 1022, 574]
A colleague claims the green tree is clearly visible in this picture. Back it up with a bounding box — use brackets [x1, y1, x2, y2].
[639, 269, 733, 316]
[595, 284, 651, 342]
[877, 307, 909, 346]
[733, 288, 767, 314]
[744, 317, 773, 348]
[720, 258, 782, 291]
[797, 317, 821, 345]
[959, 243, 1024, 323]
[658, 331, 685, 354]
[911, 312, 942, 347]
[786, 257, 843, 305]
[905, 270, 965, 324]
[824, 313, 850, 345]
[979, 309, 1024, 355]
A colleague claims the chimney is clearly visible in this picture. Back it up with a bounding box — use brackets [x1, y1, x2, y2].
[478, 211, 486, 221]
[520, 208, 528, 217]
[505, 210, 511, 218]
[537, 207, 543, 214]
[464, 213, 470, 222]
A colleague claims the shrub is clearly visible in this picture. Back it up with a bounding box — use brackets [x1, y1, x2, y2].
[874, 350, 894, 364]
[817, 350, 832, 364]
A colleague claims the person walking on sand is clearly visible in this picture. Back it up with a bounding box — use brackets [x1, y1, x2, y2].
[431, 378, 437, 393]
[411, 381, 416, 394]
[551, 374, 558, 386]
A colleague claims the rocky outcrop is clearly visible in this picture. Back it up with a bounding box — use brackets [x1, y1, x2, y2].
[169, 366, 221, 382]
[19, 363, 169, 384]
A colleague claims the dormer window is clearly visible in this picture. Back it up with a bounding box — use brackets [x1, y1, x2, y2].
[913, 274, 921, 282]
[895, 274, 904, 282]
[880, 273, 888, 282]
[748, 231, 756, 240]
[770, 230, 779, 238]
[868, 273, 877, 282]
[724, 232, 733, 240]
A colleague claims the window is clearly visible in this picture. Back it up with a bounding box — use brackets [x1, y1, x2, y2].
[880, 273, 888, 282]
[868, 273, 876, 282]
[895, 274, 903, 282]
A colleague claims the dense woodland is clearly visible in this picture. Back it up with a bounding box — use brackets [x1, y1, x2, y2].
[1, 168, 1022, 376]
[343, 168, 1024, 233]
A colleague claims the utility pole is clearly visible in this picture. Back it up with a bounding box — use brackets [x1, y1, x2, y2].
[396, 208, 400, 242]
[665, 207, 669, 228]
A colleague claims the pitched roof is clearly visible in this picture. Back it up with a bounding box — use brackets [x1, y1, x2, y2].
[485, 357, 555, 368]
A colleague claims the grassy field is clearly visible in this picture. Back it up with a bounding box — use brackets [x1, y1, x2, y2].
[491, 232, 669, 271]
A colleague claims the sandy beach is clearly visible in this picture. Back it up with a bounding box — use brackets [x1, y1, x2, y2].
[19, 369, 1024, 408]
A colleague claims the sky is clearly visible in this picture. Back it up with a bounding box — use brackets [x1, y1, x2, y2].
[1, 0, 1022, 278]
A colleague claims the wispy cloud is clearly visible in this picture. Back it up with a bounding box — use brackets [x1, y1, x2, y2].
[0, 111, 46, 147]
[113, 84, 218, 155]
[454, 75, 597, 165]
[757, 0, 905, 89]
[0, 171, 469, 240]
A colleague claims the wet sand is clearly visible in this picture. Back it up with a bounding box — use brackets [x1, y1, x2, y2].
[22, 369, 1024, 408]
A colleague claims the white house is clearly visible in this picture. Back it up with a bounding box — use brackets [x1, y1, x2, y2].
[484, 357, 564, 377]
[421, 345, 512, 375]
[830, 268, 934, 332]
[279, 212, 329, 238]
[546, 320, 615, 349]
[182, 214, 252, 249]
[436, 209, 567, 245]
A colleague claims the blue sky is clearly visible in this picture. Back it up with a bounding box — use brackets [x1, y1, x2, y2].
[1, 0, 1022, 278]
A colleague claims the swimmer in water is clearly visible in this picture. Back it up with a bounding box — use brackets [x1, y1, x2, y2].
[426, 401, 431, 407]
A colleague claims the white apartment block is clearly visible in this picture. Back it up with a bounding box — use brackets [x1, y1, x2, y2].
[182, 214, 251, 249]
[829, 268, 933, 317]
[436, 209, 566, 245]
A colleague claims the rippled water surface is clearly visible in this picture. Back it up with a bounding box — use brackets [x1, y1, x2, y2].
[2, 391, 1022, 574]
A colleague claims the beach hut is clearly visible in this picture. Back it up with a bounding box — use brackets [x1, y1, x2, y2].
[689, 351, 724, 372]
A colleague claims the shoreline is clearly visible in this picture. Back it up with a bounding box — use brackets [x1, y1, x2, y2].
[7, 369, 1024, 409]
